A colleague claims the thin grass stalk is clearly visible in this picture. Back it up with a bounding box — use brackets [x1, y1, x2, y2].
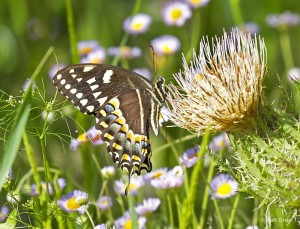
[180, 129, 210, 229]
[185, 9, 201, 62]
[22, 132, 42, 198]
[278, 27, 294, 70]
[229, 0, 243, 25]
[227, 193, 240, 229]
[128, 194, 138, 229]
[65, 0, 79, 64]
[167, 194, 174, 228]
[198, 149, 225, 229]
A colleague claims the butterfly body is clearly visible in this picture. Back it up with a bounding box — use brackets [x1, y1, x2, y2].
[53, 64, 166, 176]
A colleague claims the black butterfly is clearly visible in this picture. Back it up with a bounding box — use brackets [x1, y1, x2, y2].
[53, 64, 167, 180]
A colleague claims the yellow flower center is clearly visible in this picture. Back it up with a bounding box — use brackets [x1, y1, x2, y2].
[128, 183, 137, 191]
[190, 0, 201, 4]
[162, 45, 172, 54]
[66, 197, 80, 210]
[77, 133, 87, 142]
[171, 9, 182, 20]
[132, 22, 143, 31]
[101, 199, 109, 205]
[216, 183, 232, 195]
[197, 74, 203, 80]
[81, 47, 92, 55]
[153, 171, 165, 179]
[124, 219, 132, 229]
[91, 58, 102, 64]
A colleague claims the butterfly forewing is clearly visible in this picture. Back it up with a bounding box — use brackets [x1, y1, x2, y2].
[53, 64, 166, 177]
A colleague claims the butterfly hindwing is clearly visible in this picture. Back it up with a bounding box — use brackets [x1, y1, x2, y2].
[95, 89, 153, 175]
[53, 64, 166, 177]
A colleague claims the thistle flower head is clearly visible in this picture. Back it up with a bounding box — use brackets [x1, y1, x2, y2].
[167, 29, 267, 135]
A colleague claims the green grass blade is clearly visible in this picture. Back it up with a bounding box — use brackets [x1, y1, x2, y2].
[0, 47, 54, 191]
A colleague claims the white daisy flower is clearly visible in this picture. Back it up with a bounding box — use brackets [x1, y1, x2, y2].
[80, 47, 106, 64]
[58, 190, 89, 214]
[77, 40, 100, 56]
[162, 1, 192, 26]
[114, 176, 145, 196]
[135, 198, 161, 216]
[210, 173, 238, 199]
[108, 46, 142, 59]
[184, 0, 210, 8]
[115, 212, 146, 229]
[151, 35, 180, 55]
[101, 166, 115, 179]
[123, 13, 152, 35]
[97, 196, 112, 210]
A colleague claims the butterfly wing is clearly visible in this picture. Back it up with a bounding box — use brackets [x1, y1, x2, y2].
[53, 64, 161, 176]
[95, 89, 154, 175]
[53, 64, 153, 115]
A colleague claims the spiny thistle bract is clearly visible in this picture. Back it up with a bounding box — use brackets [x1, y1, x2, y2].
[167, 28, 300, 211]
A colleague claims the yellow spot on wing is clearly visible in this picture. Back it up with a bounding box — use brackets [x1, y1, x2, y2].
[100, 110, 107, 117]
[132, 155, 141, 161]
[104, 133, 114, 140]
[100, 122, 108, 128]
[112, 109, 122, 117]
[122, 154, 130, 161]
[109, 98, 120, 109]
[113, 143, 122, 150]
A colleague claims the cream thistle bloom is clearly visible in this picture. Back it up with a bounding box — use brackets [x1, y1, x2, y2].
[167, 29, 266, 135]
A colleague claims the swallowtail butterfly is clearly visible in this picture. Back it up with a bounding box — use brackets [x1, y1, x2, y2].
[53, 64, 167, 185]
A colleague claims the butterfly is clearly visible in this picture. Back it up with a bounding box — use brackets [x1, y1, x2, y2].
[53, 64, 167, 184]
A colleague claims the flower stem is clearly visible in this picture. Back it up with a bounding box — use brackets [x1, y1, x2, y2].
[229, 0, 244, 25]
[128, 194, 138, 229]
[167, 194, 174, 229]
[227, 193, 240, 229]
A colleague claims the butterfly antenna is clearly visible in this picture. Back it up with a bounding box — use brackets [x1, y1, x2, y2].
[149, 45, 158, 79]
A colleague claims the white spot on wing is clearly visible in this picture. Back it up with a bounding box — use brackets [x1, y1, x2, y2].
[83, 66, 95, 72]
[98, 96, 107, 105]
[103, 70, 113, 83]
[69, 69, 75, 73]
[65, 84, 71, 89]
[87, 77, 96, 85]
[76, 78, 82, 82]
[60, 79, 66, 85]
[80, 99, 88, 106]
[76, 93, 83, 99]
[86, 105, 94, 112]
[72, 74, 77, 78]
[90, 85, 99, 91]
[70, 88, 77, 94]
[56, 74, 62, 80]
[93, 91, 101, 98]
